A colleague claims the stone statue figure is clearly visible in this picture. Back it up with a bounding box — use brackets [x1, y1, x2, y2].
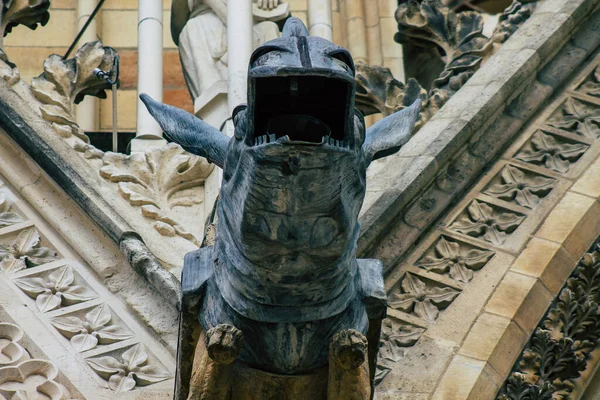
[141, 17, 421, 400]
[171, 0, 287, 104]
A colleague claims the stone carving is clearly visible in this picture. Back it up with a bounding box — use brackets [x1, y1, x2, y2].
[14, 265, 97, 312]
[30, 41, 117, 147]
[416, 236, 494, 283]
[355, 63, 427, 118]
[141, 18, 422, 399]
[395, 0, 493, 111]
[492, 1, 536, 43]
[450, 200, 525, 246]
[548, 98, 600, 139]
[498, 240, 600, 399]
[0, 227, 57, 273]
[388, 273, 460, 322]
[0, 0, 50, 47]
[0, 192, 23, 228]
[51, 304, 133, 352]
[357, 0, 535, 124]
[100, 143, 213, 246]
[171, 0, 285, 103]
[578, 65, 600, 98]
[375, 318, 425, 385]
[515, 131, 589, 174]
[86, 343, 170, 392]
[0, 359, 70, 400]
[0, 323, 28, 366]
[484, 165, 554, 209]
[0, 49, 18, 85]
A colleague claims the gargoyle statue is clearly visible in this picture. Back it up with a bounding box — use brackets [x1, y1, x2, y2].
[141, 17, 421, 400]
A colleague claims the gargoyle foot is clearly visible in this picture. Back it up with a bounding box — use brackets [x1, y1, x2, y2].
[328, 329, 371, 400]
[188, 325, 244, 400]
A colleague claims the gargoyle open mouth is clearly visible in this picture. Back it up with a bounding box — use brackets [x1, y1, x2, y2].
[251, 75, 352, 148]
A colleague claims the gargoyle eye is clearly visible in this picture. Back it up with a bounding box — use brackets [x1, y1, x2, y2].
[330, 51, 354, 73]
[250, 46, 285, 65]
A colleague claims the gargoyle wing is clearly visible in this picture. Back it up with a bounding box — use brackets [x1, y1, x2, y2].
[140, 93, 229, 168]
[363, 99, 422, 164]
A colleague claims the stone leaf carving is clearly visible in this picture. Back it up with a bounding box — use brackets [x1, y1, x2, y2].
[0, 323, 28, 366]
[0, 48, 18, 85]
[14, 266, 97, 312]
[51, 304, 133, 352]
[395, 0, 493, 105]
[515, 131, 588, 174]
[388, 273, 460, 322]
[378, 319, 425, 363]
[548, 98, 600, 139]
[0, 227, 57, 273]
[492, 1, 536, 44]
[0, 0, 50, 45]
[0, 359, 70, 400]
[100, 143, 213, 246]
[30, 41, 117, 144]
[450, 200, 525, 246]
[0, 192, 23, 228]
[498, 243, 600, 399]
[86, 343, 170, 392]
[355, 62, 427, 117]
[579, 65, 600, 98]
[375, 318, 426, 386]
[484, 165, 554, 209]
[416, 236, 494, 283]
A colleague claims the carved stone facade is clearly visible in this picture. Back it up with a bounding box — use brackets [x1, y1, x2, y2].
[0, 0, 599, 399]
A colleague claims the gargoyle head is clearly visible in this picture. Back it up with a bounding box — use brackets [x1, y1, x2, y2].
[140, 18, 420, 274]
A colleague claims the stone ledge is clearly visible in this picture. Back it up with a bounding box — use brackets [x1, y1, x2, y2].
[0, 81, 183, 313]
[442, 179, 600, 398]
[359, 0, 600, 267]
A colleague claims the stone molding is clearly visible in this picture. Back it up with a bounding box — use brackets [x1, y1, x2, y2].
[358, 0, 600, 269]
[373, 9, 600, 397]
[0, 171, 176, 398]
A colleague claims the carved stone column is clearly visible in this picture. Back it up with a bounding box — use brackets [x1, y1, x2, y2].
[308, 0, 333, 40]
[133, 0, 166, 153]
[75, 0, 99, 132]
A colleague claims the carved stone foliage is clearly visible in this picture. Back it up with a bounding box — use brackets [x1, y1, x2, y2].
[578, 65, 600, 98]
[449, 200, 525, 246]
[498, 240, 600, 399]
[0, 323, 28, 366]
[491, 1, 535, 43]
[14, 266, 97, 312]
[395, 0, 493, 105]
[484, 165, 554, 209]
[416, 236, 495, 283]
[0, 0, 50, 47]
[388, 273, 460, 322]
[0, 192, 23, 228]
[515, 131, 589, 174]
[0, 48, 18, 85]
[355, 63, 427, 117]
[51, 304, 133, 352]
[100, 143, 213, 246]
[357, 0, 535, 123]
[375, 318, 425, 385]
[548, 98, 600, 139]
[0, 359, 70, 400]
[30, 41, 117, 145]
[0, 227, 58, 273]
[86, 343, 170, 392]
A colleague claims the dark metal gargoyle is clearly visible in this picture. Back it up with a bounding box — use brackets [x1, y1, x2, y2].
[141, 17, 421, 400]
